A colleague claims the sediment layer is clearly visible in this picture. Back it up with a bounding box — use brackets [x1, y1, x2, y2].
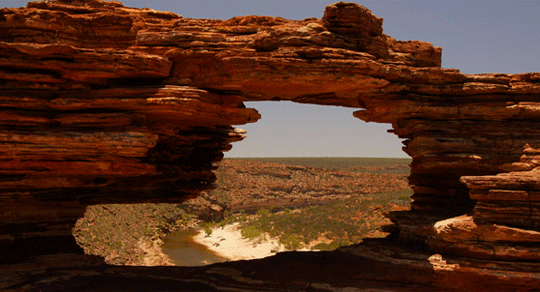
[1, 1, 540, 290]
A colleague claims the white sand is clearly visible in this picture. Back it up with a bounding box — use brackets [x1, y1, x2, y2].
[192, 223, 285, 261]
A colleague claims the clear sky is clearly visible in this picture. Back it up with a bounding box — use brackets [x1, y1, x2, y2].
[4, 1, 539, 158]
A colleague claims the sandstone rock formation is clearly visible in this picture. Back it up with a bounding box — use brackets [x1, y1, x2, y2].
[1, 1, 540, 291]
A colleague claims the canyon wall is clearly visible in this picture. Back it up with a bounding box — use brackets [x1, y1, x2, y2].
[1, 1, 540, 290]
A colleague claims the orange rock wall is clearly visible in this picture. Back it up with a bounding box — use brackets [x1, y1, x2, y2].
[2, 1, 540, 290]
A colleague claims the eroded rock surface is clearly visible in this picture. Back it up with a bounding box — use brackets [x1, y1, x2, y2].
[1, 1, 540, 291]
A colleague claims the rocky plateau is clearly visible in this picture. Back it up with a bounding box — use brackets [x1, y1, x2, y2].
[183, 158, 409, 220]
[2, 1, 540, 291]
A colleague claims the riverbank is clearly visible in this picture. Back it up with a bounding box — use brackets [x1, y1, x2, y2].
[191, 223, 286, 261]
[73, 203, 197, 266]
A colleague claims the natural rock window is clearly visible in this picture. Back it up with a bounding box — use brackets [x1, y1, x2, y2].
[2, 1, 540, 291]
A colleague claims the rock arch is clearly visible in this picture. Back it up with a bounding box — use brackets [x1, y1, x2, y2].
[1, 1, 540, 290]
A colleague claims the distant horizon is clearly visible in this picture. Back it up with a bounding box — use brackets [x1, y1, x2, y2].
[225, 156, 412, 159]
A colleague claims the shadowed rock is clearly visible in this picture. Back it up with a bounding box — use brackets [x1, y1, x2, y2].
[1, 1, 540, 291]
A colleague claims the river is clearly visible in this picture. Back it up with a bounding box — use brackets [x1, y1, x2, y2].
[161, 229, 228, 266]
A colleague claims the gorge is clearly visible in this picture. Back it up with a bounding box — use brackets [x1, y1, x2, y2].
[1, 1, 540, 291]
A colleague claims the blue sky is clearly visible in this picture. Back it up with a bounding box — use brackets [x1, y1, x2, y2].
[4, 1, 539, 157]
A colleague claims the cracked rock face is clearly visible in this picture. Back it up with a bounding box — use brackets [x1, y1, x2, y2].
[1, 1, 540, 291]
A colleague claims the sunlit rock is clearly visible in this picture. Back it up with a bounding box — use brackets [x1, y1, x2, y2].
[1, 0, 540, 290]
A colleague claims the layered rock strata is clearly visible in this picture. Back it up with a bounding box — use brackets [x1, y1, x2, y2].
[1, 0, 540, 290]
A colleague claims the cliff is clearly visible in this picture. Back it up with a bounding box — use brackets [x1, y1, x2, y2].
[1, 1, 540, 291]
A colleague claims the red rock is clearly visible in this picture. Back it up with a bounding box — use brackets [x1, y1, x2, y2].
[2, 0, 540, 291]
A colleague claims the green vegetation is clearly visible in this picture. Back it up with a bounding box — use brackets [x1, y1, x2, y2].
[200, 222, 215, 236]
[234, 189, 412, 251]
[73, 203, 194, 266]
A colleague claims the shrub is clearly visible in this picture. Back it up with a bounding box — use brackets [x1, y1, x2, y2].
[199, 222, 215, 236]
[279, 234, 303, 250]
[313, 240, 343, 251]
[256, 208, 270, 217]
[241, 225, 263, 240]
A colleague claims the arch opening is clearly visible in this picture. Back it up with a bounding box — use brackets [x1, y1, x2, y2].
[73, 101, 415, 267]
[227, 101, 409, 159]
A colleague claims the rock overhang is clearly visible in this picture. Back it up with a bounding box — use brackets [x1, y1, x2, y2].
[1, 1, 540, 290]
